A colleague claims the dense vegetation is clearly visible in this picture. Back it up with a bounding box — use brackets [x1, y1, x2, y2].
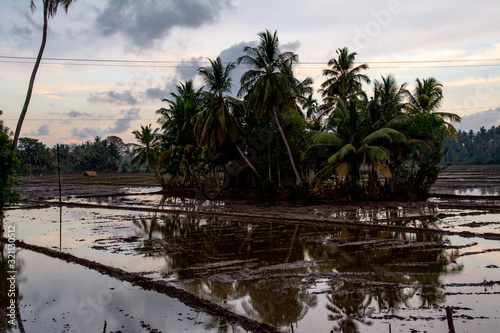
[15, 136, 130, 175]
[0, 111, 19, 216]
[130, 30, 461, 200]
[443, 126, 500, 165]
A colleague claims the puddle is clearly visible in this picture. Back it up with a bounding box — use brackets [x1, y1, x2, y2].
[5, 206, 500, 332]
[66, 194, 226, 212]
[1, 248, 239, 333]
[431, 187, 500, 196]
[453, 187, 500, 196]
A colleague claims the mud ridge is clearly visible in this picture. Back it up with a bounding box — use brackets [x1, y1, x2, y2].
[25, 200, 500, 241]
[1, 238, 280, 333]
[457, 248, 500, 257]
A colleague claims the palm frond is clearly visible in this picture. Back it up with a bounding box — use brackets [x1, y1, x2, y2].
[432, 112, 462, 123]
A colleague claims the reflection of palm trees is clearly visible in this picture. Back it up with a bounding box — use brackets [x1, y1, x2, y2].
[242, 285, 317, 328]
[307, 228, 463, 331]
[132, 214, 161, 241]
[326, 283, 373, 333]
[129, 212, 463, 330]
[202, 315, 244, 333]
[132, 214, 318, 327]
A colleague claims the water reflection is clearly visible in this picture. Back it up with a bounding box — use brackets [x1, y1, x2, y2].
[454, 187, 500, 196]
[72, 193, 226, 212]
[326, 284, 373, 333]
[0, 235, 25, 332]
[130, 214, 463, 332]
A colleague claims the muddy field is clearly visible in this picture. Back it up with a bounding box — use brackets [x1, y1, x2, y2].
[3, 165, 500, 332]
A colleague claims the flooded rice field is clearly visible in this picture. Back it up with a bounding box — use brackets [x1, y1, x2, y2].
[2, 165, 500, 332]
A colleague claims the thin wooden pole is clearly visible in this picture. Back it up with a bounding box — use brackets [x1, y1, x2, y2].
[57, 144, 62, 252]
[446, 306, 455, 333]
[57, 144, 62, 204]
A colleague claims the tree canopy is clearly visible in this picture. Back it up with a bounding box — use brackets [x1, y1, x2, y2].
[127, 31, 460, 200]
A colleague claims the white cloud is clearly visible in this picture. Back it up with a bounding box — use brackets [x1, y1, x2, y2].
[455, 108, 500, 132]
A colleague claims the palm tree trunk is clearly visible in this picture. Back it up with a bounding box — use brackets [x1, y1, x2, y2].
[152, 165, 167, 189]
[191, 164, 202, 191]
[267, 142, 272, 181]
[272, 107, 302, 185]
[277, 140, 281, 187]
[235, 144, 259, 177]
[12, 1, 49, 151]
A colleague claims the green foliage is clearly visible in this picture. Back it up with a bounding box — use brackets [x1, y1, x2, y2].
[238, 30, 305, 184]
[320, 47, 370, 108]
[155, 81, 204, 188]
[16, 136, 124, 174]
[17, 137, 53, 174]
[403, 113, 448, 196]
[0, 113, 19, 212]
[407, 113, 446, 140]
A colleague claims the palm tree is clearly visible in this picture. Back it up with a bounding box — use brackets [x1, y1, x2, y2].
[406, 77, 461, 136]
[305, 99, 406, 193]
[320, 47, 370, 111]
[196, 57, 259, 176]
[12, 0, 76, 151]
[368, 75, 409, 129]
[279, 58, 315, 115]
[131, 124, 166, 188]
[156, 81, 204, 188]
[238, 30, 302, 185]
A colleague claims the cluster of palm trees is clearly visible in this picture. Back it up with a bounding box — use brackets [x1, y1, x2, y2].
[132, 30, 460, 199]
[444, 125, 500, 164]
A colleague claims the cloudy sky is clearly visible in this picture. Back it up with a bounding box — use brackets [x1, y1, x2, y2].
[1, 0, 499, 146]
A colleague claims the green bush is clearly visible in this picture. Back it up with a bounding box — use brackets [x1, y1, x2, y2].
[0, 112, 20, 215]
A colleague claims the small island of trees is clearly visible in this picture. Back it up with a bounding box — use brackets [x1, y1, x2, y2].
[130, 30, 461, 200]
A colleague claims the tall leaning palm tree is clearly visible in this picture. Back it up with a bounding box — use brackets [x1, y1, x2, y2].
[196, 57, 259, 176]
[12, 0, 76, 151]
[320, 47, 370, 111]
[406, 77, 461, 136]
[237, 30, 302, 185]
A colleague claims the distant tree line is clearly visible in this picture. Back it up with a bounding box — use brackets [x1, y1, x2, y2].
[130, 30, 461, 200]
[443, 126, 500, 165]
[15, 135, 130, 175]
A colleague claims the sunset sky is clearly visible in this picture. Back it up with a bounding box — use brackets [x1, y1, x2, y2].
[1, 0, 499, 147]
